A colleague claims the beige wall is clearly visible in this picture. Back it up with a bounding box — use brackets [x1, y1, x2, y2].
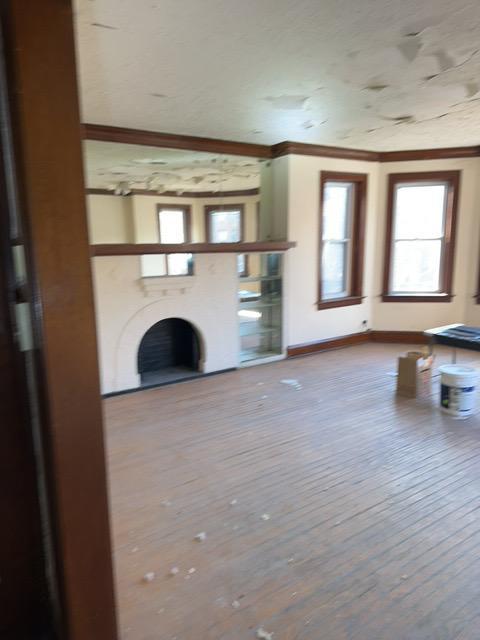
[86, 194, 134, 243]
[285, 154, 380, 347]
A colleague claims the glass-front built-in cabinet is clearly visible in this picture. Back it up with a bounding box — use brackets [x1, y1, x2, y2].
[238, 253, 283, 363]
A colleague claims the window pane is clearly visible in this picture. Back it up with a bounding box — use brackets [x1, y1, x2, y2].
[392, 240, 442, 292]
[323, 182, 352, 240]
[159, 209, 186, 243]
[167, 253, 192, 276]
[210, 210, 241, 242]
[140, 254, 167, 277]
[394, 184, 446, 239]
[322, 241, 348, 298]
[237, 254, 246, 275]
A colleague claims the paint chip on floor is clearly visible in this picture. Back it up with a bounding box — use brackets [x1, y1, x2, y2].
[256, 627, 274, 639]
[169, 567, 179, 576]
[194, 532, 207, 541]
[231, 600, 240, 608]
[142, 572, 155, 582]
[188, 567, 196, 574]
[261, 513, 270, 521]
[280, 379, 302, 390]
[230, 499, 238, 506]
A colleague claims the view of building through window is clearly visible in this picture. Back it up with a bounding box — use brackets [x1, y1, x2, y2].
[321, 182, 353, 299]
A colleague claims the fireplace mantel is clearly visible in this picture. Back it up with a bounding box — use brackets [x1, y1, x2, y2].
[91, 241, 296, 257]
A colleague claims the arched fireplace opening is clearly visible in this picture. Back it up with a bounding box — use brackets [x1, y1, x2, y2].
[137, 318, 201, 385]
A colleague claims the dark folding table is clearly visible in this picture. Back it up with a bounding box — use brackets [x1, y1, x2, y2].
[424, 324, 480, 363]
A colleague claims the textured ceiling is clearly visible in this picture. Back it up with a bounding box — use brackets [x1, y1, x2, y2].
[75, 0, 480, 151]
[84, 141, 262, 192]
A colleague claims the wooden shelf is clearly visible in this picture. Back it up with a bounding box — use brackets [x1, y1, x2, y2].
[91, 241, 296, 257]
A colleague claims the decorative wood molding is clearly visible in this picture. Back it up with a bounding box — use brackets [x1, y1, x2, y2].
[138, 275, 195, 298]
[378, 147, 480, 162]
[83, 124, 480, 163]
[86, 187, 260, 199]
[287, 329, 428, 357]
[287, 331, 370, 357]
[83, 123, 272, 159]
[370, 330, 429, 344]
[271, 141, 379, 162]
[91, 241, 296, 256]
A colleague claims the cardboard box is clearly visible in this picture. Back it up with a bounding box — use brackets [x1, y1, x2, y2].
[397, 350, 434, 398]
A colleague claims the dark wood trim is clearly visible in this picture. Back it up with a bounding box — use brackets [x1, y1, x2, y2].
[382, 293, 453, 303]
[156, 203, 192, 243]
[91, 241, 296, 256]
[271, 141, 379, 162]
[287, 329, 429, 357]
[4, 2, 118, 639]
[84, 124, 480, 163]
[83, 123, 272, 159]
[287, 331, 370, 357]
[382, 171, 460, 302]
[370, 330, 429, 344]
[204, 203, 245, 243]
[379, 147, 480, 162]
[317, 295, 364, 310]
[318, 171, 367, 310]
[86, 187, 260, 199]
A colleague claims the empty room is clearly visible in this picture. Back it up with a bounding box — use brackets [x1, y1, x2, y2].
[3, 1, 480, 639]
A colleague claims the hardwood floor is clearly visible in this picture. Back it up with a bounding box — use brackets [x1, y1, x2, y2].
[104, 344, 480, 640]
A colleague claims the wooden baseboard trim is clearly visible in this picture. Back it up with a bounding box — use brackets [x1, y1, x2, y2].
[369, 330, 428, 344]
[287, 331, 370, 357]
[287, 329, 428, 357]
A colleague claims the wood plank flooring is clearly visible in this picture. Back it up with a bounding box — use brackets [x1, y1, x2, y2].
[104, 344, 480, 640]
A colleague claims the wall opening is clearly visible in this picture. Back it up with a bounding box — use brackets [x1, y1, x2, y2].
[137, 318, 201, 385]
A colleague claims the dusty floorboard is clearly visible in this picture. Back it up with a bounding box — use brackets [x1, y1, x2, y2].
[104, 344, 480, 640]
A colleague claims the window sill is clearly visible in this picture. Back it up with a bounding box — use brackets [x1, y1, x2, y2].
[317, 296, 363, 310]
[382, 293, 452, 303]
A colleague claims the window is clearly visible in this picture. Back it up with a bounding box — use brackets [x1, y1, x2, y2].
[383, 172, 459, 302]
[205, 204, 247, 276]
[140, 204, 193, 277]
[318, 172, 367, 309]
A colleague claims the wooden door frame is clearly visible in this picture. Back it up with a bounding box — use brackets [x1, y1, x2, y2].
[1, 1, 118, 638]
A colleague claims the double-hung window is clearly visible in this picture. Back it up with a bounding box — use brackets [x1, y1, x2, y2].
[318, 172, 367, 309]
[382, 172, 459, 302]
[205, 204, 247, 276]
[140, 204, 193, 277]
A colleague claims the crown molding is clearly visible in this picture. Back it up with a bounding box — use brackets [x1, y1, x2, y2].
[82, 123, 480, 164]
[82, 124, 272, 159]
[271, 141, 379, 162]
[85, 187, 260, 198]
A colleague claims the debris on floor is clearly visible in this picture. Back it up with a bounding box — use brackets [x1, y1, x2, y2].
[231, 600, 240, 608]
[142, 572, 155, 583]
[256, 627, 274, 639]
[161, 499, 172, 507]
[261, 395, 268, 399]
[194, 531, 207, 542]
[280, 378, 302, 390]
[229, 499, 238, 506]
[131, 546, 139, 553]
[287, 557, 295, 563]
[188, 567, 196, 574]
[169, 567, 179, 576]
[261, 513, 270, 521]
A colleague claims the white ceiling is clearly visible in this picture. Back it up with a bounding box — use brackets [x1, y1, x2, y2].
[75, 0, 480, 151]
[84, 140, 262, 192]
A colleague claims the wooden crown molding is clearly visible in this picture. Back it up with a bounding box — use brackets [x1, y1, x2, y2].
[83, 123, 480, 164]
[91, 241, 296, 256]
[82, 123, 272, 159]
[86, 187, 260, 199]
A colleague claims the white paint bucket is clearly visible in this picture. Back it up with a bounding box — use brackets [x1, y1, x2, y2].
[439, 365, 478, 419]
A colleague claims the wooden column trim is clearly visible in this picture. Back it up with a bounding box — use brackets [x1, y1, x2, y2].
[3, 2, 118, 639]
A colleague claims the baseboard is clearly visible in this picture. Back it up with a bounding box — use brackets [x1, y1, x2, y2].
[287, 331, 370, 357]
[287, 329, 428, 358]
[370, 330, 428, 344]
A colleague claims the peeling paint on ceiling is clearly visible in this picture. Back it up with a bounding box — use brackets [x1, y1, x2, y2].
[84, 141, 262, 192]
[75, 0, 480, 151]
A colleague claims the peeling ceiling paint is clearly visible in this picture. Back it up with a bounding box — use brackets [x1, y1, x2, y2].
[84, 141, 262, 192]
[75, 0, 480, 151]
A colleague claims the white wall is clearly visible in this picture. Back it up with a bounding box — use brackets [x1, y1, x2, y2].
[92, 253, 238, 394]
[285, 154, 380, 347]
[372, 158, 480, 331]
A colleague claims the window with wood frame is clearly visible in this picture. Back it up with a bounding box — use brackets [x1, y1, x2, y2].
[382, 171, 459, 302]
[318, 172, 367, 310]
[140, 204, 193, 277]
[205, 204, 247, 276]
